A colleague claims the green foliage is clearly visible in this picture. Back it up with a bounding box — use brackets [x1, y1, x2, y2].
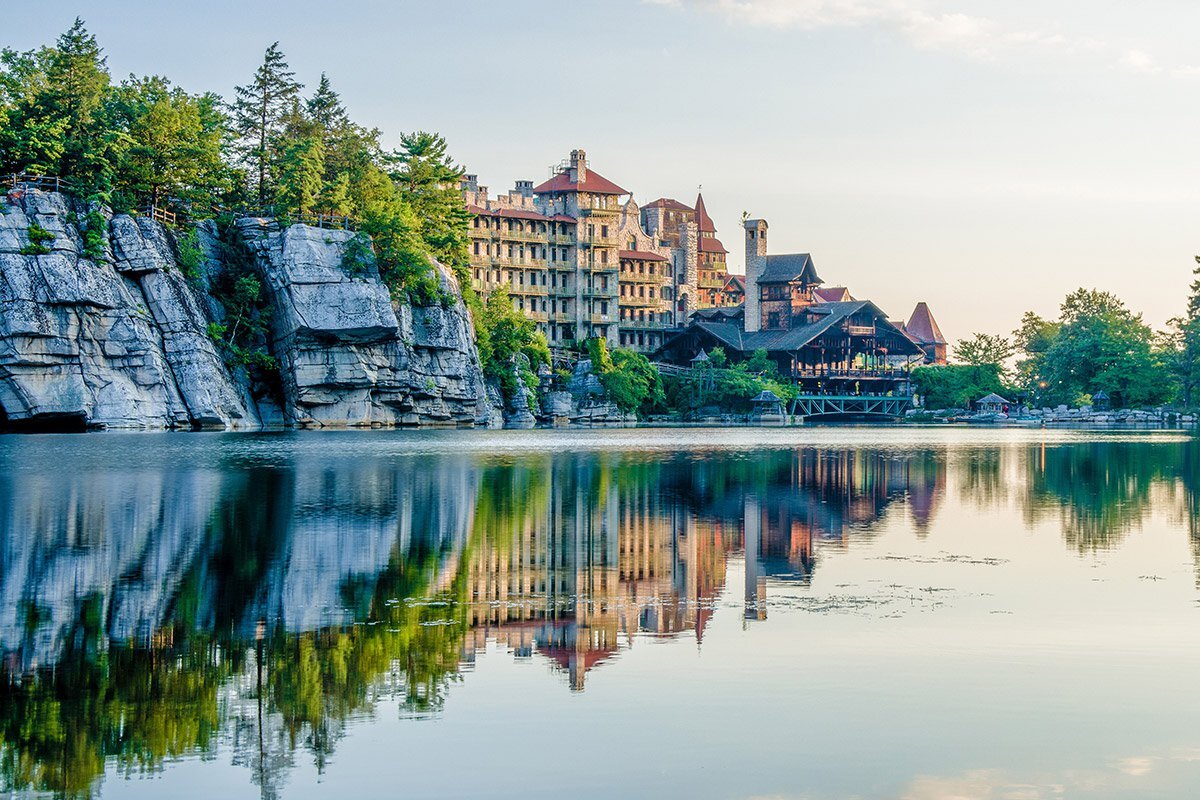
[1163, 258, 1200, 408]
[588, 341, 664, 416]
[664, 348, 795, 415]
[475, 287, 549, 405]
[389, 131, 473, 292]
[954, 332, 1015, 373]
[174, 226, 204, 281]
[231, 42, 300, 206]
[911, 364, 1008, 410]
[206, 218, 277, 376]
[1013, 289, 1173, 408]
[339, 232, 374, 277]
[80, 205, 107, 260]
[19, 221, 53, 255]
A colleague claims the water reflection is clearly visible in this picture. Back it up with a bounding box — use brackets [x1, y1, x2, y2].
[0, 434, 1197, 798]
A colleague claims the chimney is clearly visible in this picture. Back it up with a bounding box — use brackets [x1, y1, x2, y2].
[515, 179, 533, 198]
[461, 174, 479, 192]
[744, 219, 768, 333]
[570, 148, 587, 184]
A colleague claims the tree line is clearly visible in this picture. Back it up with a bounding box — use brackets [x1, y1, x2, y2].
[0, 19, 471, 301]
[926, 274, 1200, 411]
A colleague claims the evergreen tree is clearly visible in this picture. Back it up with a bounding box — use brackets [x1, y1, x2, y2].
[390, 131, 471, 287]
[232, 43, 300, 206]
[305, 73, 347, 132]
[43, 18, 110, 183]
[273, 100, 324, 216]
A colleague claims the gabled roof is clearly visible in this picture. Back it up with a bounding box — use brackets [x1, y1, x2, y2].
[759, 253, 823, 285]
[675, 300, 923, 357]
[906, 302, 946, 345]
[644, 197, 693, 211]
[977, 393, 1010, 404]
[699, 236, 727, 254]
[694, 192, 716, 233]
[724, 274, 745, 292]
[619, 249, 668, 262]
[532, 168, 628, 196]
[814, 286, 852, 302]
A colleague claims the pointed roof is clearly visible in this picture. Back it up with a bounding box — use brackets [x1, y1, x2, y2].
[906, 302, 946, 345]
[694, 192, 716, 233]
[759, 253, 823, 286]
[814, 286, 853, 303]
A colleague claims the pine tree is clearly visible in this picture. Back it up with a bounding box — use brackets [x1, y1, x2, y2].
[232, 42, 300, 206]
[305, 73, 347, 132]
[44, 18, 110, 181]
[390, 131, 471, 286]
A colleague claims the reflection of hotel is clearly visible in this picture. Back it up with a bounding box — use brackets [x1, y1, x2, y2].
[460, 450, 945, 685]
[462, 456, 734, 690]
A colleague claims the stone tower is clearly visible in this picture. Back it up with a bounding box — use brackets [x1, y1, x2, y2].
[744, 219, 768, 333]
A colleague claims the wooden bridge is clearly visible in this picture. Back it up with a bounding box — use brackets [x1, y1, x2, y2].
[789, 394, 912, 421]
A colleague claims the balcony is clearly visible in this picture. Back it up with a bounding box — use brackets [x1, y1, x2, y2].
[493, 228, 546, 243]
[551, 311, 575, 323]
[618, 319, 674, 331]
[590, 314, 615, 325]
[847, 325, 875, 336]
[511, 284, 549, 296]
[619, 270, 664, 284]
[619, 295, 662, 308]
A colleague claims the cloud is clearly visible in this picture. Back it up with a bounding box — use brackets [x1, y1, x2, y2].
[645, 0, 1194, 77]
[643, 0, 1066, 60]
[1119, 49, 1161, 75]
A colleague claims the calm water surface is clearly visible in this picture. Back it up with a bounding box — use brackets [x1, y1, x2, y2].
[2, 428, 1199, 799]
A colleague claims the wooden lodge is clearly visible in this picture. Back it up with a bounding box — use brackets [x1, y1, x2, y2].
[654, 218, 938, 398]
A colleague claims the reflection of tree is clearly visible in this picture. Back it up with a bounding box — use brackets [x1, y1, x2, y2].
[1023, 441, 1193, 553]
[957, 447, 1009, 510]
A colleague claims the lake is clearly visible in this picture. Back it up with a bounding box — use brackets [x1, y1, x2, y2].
[1, 428, 1199, 799]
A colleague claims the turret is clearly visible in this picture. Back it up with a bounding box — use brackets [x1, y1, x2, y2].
[744, 219, 768, 333]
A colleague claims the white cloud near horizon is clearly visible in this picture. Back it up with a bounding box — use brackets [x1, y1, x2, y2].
[645, 0, 1195, 75]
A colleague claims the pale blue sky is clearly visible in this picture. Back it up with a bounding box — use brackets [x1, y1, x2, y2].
[4, 0, 1198, 341]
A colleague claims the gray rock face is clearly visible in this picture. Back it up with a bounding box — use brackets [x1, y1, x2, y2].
[238, 218, 498, 428]
[0, 190, 256, 429]
[0, 190, 499, 430]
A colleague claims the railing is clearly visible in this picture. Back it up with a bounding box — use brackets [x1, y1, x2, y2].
[619, 295, 663, 308]
[590, 314, 615, 325]
[795, 368, 911, 380]
[619, 271, 665, 283]
[619, 319, 674, 330]
[3, 173, 73, 194]
[140, 205, 177, 226]
[846, 325, 875, 336]
[293, 210, 358, 231]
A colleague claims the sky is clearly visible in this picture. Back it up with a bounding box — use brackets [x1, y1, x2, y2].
[3, 0, 1199, 342]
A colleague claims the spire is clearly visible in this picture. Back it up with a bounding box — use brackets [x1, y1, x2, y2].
[694, 192, 716, 233]
[906, 302, 946, 345]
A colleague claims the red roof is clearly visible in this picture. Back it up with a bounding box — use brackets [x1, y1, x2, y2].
[906, 302, 947, 344]
[724, 274, 745, 292]
[532, 168, 628, 196]
[699, 236, 727, 254]
[644, 197, 693, 211]
[619, 249, 668, 262]
[694, 192, 716, 233]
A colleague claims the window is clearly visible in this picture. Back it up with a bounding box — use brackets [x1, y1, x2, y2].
[473, 242, 480, 255]
[600, 250, 608, 265]
[601, 301, 608, 315]
[601, 225, 609, 238]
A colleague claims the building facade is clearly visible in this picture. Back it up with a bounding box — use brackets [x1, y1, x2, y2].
[464, 150, 740, 353]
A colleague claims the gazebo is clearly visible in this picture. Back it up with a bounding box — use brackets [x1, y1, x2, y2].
[976, 393, 1009, 415]
[751, 389, 785, 418]
[1092, 390, 1111, 411]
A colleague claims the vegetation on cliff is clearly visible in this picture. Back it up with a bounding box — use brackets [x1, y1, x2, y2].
[0, 20, 472, 306]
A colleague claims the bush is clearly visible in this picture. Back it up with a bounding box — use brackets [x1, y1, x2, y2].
[20, 222, 54, 256]
[474, 287, 549, 407]
[585, 338, 663, 416]
[174, 227, 204, 281]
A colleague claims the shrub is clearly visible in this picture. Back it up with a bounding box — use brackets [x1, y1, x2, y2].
[20, 222, 54, 256]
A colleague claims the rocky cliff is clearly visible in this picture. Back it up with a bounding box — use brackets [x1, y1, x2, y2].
[0, 189, 500, 430]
